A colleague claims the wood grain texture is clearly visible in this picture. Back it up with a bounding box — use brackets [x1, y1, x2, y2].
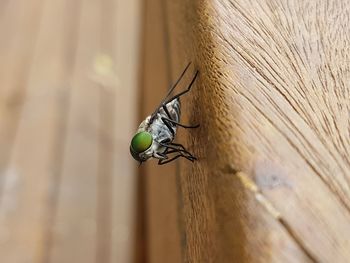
[144, 0, 350, 262]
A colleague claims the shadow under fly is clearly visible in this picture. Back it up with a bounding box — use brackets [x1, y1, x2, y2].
[130, 62, 199, 165]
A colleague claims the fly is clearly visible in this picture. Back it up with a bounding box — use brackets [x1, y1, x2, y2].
[130, 62, 199, 165]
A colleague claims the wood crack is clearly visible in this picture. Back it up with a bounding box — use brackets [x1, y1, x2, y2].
[234, 170, 319, 263]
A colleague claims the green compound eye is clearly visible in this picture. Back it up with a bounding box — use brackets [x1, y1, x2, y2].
[130, 131, 153, 153]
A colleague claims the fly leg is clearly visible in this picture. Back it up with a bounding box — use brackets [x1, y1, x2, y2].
[160, 70, 200, 128]
[163, 142, 196, 158]
[161, 117, 199, 129]
[161, 105, 200, 129]
[153, 152, 168, 160]
[161, 117, 176, 136]
[150, 62, 192, 121]
[159, 142, 190, 155]
[162, 70, 199, 105]
[153, 69, 199, 127]
[168, 142, 196, 156]
[158, 149, 195, 165]
[158, 155, 182, 165]
[159, 142, 196, 161]
[163, 62, 192, 101]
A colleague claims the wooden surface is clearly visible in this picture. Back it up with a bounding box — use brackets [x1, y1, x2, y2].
[140, 0, 182, 262]
[142, 0, 350, 262]
[0, 0, 141, 262]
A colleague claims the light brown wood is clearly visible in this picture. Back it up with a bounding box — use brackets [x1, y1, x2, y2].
[0, 0, 141, 262]
[0, 0, 78, 261]
[140, 0, 182, 262]
[49, 1, 99, 262]
[143, 0, 350, 262]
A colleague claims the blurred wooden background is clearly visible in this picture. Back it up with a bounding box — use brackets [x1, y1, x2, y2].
[0, 0, 141, 262]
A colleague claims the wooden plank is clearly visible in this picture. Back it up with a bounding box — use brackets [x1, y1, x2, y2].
[95, 2, 116, 263]
[0, 0, 43, 203]
[145, 0, 350, 261]
[112, 0, 142, 262]
[47, 0, 98, 262]
[0, 0, 82, 261]
[0, 0, 142, 262]
[141, 0, 182, 262]
[48, 0, 142, 262]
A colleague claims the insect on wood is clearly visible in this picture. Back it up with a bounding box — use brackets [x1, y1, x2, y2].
[130, 63, 199, 165]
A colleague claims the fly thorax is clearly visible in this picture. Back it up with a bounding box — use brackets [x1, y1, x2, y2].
[151, 115, 176, 142]
[137, 116, 151, 132]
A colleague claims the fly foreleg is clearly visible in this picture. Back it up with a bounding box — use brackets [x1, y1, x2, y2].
[158, 155, 182, 165]
[159, 142, 196, 161]
[153, 152, 167, 159]
[161, 104, 200, 129]
[154, 147, 193, 165]
[158, 150, 196, 165]
[168, 142, 194, 155]
[162, 70, 199, 105]
[161, 117, 199, 129]
[162, 142, 195, 157]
